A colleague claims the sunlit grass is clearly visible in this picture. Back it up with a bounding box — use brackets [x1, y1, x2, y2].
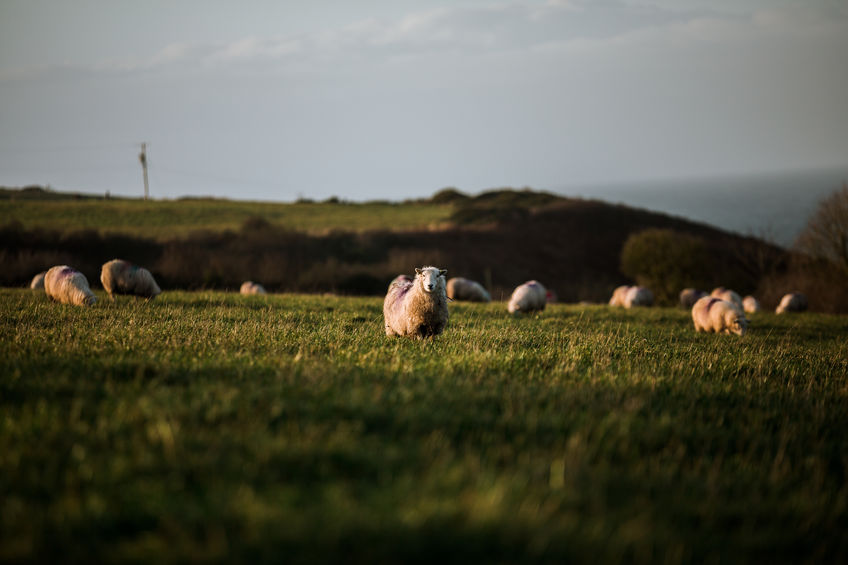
[0, 198, 453, 239]
[2, 289, 847, 563]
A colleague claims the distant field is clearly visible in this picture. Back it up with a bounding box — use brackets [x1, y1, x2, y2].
[0, 197, 454, 239]
[2, 289, 847, 563]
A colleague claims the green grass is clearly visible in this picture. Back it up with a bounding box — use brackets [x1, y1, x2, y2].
[0, 198, 453, 239]
[2, 289, 847, 563]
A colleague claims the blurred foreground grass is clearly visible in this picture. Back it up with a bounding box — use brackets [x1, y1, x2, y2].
[2, 289, 847, 563]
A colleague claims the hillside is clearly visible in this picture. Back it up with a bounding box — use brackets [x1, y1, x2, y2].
[0, 185, 453, 238]
[2, 185, 789, 306]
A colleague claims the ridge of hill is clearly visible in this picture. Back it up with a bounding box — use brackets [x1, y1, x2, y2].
[1, 185, 786, 306]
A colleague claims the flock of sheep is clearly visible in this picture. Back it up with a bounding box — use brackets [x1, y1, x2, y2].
[29, 260, 808, 340]
[381, 269, 808, 339]
[30, 260, 161, 306]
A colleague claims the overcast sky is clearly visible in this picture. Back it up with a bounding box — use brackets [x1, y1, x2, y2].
[1, 0, 847, 201]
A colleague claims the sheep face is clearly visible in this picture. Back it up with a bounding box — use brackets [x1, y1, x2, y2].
[415, 267, 446, 294]
[728, 313, 748, 336]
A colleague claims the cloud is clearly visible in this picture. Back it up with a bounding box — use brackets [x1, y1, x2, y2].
[3, 1, 846, 82]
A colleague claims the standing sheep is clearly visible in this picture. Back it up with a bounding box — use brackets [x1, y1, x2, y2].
[710, 287, 743, 309]
[240, 281, 267, 295]
[44, 265, 97, 306]
[29, 271, 47, 290]
[446, 277, 491, 302]
[383, 266, 449, 338]
[508, 280, 547, 314]
[742, 295, 761, 313]
[679, 288, 706, 309]
[100, 259, 161, 300]
[776, 292, 808, 314]
[692, 295, 748, 336]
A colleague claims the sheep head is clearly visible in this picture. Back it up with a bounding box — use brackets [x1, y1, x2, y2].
[415, 266, 447, 294]
[726, 310, 748, 336]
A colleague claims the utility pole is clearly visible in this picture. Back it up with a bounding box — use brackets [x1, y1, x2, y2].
[139, 142, 149, 200]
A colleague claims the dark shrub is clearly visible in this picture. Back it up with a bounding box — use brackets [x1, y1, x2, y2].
[620, 229, 714, 305]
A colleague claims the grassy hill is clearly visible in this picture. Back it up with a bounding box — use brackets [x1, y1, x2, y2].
[2, 289, 846, 563]
[2, 185, 789, 307]
[0, 186, 453, 238]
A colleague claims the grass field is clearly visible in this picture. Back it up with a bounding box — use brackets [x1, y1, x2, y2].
[0, 197, 453, 239]
[2, 289, 847, 563]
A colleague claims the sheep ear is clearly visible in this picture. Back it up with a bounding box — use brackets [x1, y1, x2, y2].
[415, 268, 422, 275]
[439, 269, 447, 277]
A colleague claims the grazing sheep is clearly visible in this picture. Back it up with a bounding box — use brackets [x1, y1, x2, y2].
[679, 288, 706, 309]
[383, 266, 449, 338]
[44, 265, 97, 306]
[742, 295, 761, 313]
[240, 281, 267, 295]
[776, 292, 808, 314]
[508, 280, 547, 314]
[609, 285, 630, 307]
[29, 271, 47, 290]
[446, 277, 491, 302]
[692, 295, 748, 336]
[710, 287, 743, 309]
[100, 259, 161, 300]
[610, 285, 654, 308]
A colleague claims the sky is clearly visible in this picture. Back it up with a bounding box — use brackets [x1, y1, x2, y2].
[1, 0, 847, 202]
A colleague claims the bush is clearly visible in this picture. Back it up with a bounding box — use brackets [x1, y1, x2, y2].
[620, 229, 713, 305]
[794, 183, 848, 275]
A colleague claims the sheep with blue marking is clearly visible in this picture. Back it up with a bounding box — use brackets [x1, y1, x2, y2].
[44, 265, 97, 306]
[508, 280, 547, 314]
[383, 266, 449, 338]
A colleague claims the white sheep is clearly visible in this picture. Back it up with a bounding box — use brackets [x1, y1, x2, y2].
[446, 277, 491, 302]
[30, 271, 47, 290]
[508, 280, 547, 314]
[100, 259, 161, 300]
[742, 295, 761, 313]
[692, 295, 748, 336]
[383, 266, 449, 338]
[240, 281, 267, 295]
[679, 288, 706, 309]
[776, 292, 808, 314]
[710, 287, 743, 309]
[609, 285, 653, 308]
[44, 265, 97, 306]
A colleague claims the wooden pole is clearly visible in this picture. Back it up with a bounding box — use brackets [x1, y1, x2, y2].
[139, 143, 149, 200]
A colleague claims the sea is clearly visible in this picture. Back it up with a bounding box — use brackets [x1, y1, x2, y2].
[555, 167, 848, 248]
